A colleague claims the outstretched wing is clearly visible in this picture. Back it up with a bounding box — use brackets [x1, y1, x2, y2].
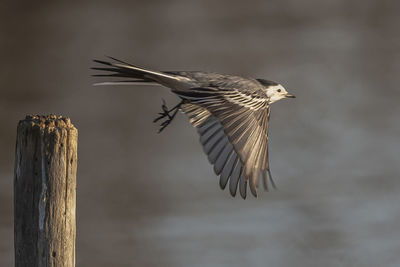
[178, 87, 275, 198]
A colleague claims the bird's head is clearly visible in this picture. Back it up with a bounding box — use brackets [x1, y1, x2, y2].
[257, 79, 296, 104]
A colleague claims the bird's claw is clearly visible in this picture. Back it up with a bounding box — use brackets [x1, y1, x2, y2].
[153, 99, 183, 132]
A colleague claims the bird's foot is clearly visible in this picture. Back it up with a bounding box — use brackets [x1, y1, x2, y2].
[153, 99, 183, 133]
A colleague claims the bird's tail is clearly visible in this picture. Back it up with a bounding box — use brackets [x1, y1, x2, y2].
[92, 56, 184, 87]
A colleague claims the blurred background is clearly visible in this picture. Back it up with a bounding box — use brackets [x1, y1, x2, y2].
[1, 0, 400, 266]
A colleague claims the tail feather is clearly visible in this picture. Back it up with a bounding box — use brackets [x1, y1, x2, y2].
[92, 58, 153, 82]
[92, 57, 186, 88]
[93, 81, 160, 86]
[105, 56, 135, 66]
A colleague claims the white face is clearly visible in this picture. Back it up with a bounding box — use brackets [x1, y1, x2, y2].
[265, 84, 295, 104]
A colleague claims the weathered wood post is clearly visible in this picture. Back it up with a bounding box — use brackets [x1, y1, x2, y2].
[14, 115, 78, 267]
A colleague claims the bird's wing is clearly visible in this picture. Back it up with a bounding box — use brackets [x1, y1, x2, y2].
[178, 87, 274, 198]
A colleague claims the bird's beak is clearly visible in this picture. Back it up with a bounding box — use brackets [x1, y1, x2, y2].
[285, 93, 296, 98]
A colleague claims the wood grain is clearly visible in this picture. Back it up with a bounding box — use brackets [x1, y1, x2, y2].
[14, 115, 78, 267]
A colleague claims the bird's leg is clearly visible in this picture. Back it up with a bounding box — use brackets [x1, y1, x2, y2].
[153, 99, 183, 133]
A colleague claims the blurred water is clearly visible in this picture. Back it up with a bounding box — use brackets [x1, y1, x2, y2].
[1, 0, 400, 266]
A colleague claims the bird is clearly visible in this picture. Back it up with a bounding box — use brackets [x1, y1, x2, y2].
[92, 57, 295, 199]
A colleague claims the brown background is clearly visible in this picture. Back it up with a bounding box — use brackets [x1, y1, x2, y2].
[1, 0, 400, 266]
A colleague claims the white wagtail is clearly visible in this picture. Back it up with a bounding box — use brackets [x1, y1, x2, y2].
[93, 57, 295, 199]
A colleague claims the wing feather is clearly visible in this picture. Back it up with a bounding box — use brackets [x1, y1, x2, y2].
[229, 158, 242, 196]
[220, 151, 237, 189]
[208, 136, 228, 164]
[180, 87, 272, 198]
[239, 170, 247, 199]
[214, 142, 234, 175]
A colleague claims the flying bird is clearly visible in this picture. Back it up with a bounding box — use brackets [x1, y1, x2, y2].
[92, 57, 295, 199]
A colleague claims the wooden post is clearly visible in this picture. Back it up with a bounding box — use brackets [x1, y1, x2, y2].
[14, 115, 78, 267]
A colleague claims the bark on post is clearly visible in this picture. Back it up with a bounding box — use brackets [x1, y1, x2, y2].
[14, 115, 78, 267]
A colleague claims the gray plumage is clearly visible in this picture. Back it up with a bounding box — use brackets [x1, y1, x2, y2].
[92, 57, 295, 199]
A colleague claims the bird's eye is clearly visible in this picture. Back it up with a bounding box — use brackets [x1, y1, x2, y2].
[277, 89, 281, 92]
